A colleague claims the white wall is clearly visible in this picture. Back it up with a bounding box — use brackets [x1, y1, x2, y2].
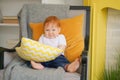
[42, 0, 83, 5]
[65, 0, 83, 5]
[42, 0, 65, 4]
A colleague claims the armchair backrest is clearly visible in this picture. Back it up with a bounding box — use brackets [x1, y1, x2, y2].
[18, 4, 90, 51]
[18, 4, 69, 39]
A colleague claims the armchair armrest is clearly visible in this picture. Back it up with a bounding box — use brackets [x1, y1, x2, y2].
[81, 50, 88, 80]
[0, 41, 21, 69]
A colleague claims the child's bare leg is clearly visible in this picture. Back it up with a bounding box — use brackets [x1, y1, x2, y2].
[31, 61, 44, 70]
[66, 58, 80, 72]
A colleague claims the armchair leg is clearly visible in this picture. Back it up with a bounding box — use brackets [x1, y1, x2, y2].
[81, 64, 87, 80]
[81, 51, 88, 80]
[0, 47, 4, 69]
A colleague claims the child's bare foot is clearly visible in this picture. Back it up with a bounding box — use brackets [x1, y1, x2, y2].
[66, 58, 80, 72]
[31, 61, 44, 70]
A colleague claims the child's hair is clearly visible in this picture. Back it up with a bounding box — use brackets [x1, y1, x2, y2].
[43, 16, 60, 27]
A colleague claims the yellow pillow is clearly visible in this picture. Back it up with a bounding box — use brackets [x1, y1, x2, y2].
[30, 14, 84, 62]
[16, 37, 63, 62]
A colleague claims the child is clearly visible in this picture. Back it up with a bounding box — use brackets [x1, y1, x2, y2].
[30, 16, 80, 72]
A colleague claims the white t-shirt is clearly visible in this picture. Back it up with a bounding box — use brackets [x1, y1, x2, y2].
[38, 34, 67, 55]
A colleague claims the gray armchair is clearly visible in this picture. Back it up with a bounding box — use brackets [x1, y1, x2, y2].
[0, 4, 90, 80]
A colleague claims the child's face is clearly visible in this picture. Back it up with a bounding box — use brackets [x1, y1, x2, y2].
[44, 23, 60, 39]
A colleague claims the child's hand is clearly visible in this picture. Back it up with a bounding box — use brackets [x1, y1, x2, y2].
[58, 45, 66, 51]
